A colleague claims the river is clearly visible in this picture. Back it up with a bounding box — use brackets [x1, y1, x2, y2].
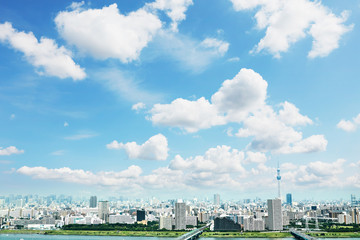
[1, 236, 360, 240]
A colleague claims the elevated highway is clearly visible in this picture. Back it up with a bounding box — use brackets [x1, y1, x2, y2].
[177, 222, 211, 240]
[290, 229, 317, 240]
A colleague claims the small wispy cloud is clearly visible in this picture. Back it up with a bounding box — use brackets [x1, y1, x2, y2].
[10, 114, 15, 120]
[93, 68, 163, 104]
[227, 57, 240, 62]
[64, 121, 69, 127]
[51, 150, 65, 156]
[132, 102, 146, 112]
[64, 132, 97, 140]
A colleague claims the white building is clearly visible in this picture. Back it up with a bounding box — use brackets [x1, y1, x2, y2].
[98, 201, 109, 223]
[159, 216, 172, 230]
[175, 202, 186, 230]
[27, 224, 56, 230]
[109, 214, 135, 224]
[254, 218, 265, 231]
[267, 199, 283, 231]
[186, 216, 197, 227]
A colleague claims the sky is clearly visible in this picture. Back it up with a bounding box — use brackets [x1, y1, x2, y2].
[1, 0, 360, 201]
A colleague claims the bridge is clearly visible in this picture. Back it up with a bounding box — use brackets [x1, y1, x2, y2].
[290, 229, 317, 240]
[176, 222, 211, 240]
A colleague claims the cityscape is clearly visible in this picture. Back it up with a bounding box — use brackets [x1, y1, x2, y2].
[0, 191, 360, 232]
[1, 0, 360, 238]
[0, 166, 360, 233]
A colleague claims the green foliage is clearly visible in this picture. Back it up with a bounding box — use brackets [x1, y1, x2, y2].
[62, 221, 159, 231]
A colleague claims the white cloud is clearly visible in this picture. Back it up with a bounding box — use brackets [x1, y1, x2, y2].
[0, 22, 86, 80]
[236, 104, 320, 153]
[211, 68, 267, 121]
[0, 146, 24, 156]
[55, 3, 162, 62]
[68, 1, 85, 10]
[278, 101, 312, 126]
[337, 114, 360, 132]
[149, 68, 266, 132]
[237, 106, 302, 150]
[107, 134, 168, 161]
[244, 151, 267, 164]
[17, 165, 142, 187]
[231, 0, 353, 58]
[150, 97, 226, 133]
[132, 102, 146, 111]
[349, 161, 360, 168]
[169, 145, 246, 173]
[148, 68, 324, 154]
[307, 158, 345, 177]
[64, 121, 69, 127]
[283, 159, 346, 186]
[281, 162, 297, 171]
[275, 134, 327, 154]
[17, 153, 358, 192]
[145, 0, 193, 31]
[200, 38, 229, 56]
[10, 114, 15, 120]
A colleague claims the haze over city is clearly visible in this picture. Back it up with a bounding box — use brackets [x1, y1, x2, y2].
[0, 0, 360, 200]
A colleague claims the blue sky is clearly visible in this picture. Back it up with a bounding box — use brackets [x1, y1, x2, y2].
[1, 0, 360, 201]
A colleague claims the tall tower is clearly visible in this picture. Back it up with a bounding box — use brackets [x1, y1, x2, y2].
[276, 161, 281, 199]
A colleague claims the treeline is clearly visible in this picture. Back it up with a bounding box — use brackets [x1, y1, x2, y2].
[63, 222, 159, 231]
[322, 223, 360, 232]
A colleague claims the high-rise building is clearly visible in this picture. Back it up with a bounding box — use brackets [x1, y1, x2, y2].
[267, 199, 283, 231]
[98, 201, 109, 223]
[159, 216, 172, 230]
[351, 208, 359, 224]
[175, 202, 186, 230]
[214, 194, 220, 205]
[286, 193, 292, 206]
[351, 194, 357, 206]
[137, 210, 146, 221]
[90, 196, 97, 208]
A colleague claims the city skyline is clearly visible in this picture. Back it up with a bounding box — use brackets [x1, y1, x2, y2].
[1, 0, 360, 199]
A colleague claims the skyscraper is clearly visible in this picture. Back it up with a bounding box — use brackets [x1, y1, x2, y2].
[137, 210, 146, 221]
[98, 201, 109, 223]
[267, 198, 283, 231]
[286, 193, 292, 206]
[214, 194, 220, 205]
[175, 201, 186, 230]
[90, 196, 97, 208]
[351, 194, 357, 206]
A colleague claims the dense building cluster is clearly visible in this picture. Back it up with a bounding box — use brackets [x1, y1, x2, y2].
[0, 194, 359, 231]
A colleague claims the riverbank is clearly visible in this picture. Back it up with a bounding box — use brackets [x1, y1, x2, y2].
[0, 229, 185, 237]
[1, 229, 360, 238]
[308, 232, 360, 238]
[202, 232, 292, 238]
